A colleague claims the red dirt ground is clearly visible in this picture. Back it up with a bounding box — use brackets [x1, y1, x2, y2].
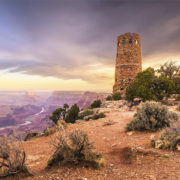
[6, 103, 180, 180]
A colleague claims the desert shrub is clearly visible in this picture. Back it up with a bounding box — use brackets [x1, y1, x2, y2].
[126, 68, 156, 102]
[175, 95, 180, 101]
[160, 128, 180, 150]
[151, 128, 180, 150]
[161, 99, 175, 106]
[50, 108, 64, 125]
[0, 136, 29, 177]
[50, 104, 69, 124]
[44, 126, 57, 136]
[112, 92, 122, 101]
[24, 132, 38, 141]
[92, 113, 105, 120]
[126, 101, 179, 132]
[90, 100, 102, 108]
[176, 105, 180, 111]
[106, 95, 112, 101]
[65, 104, 80, 123]
[79, 109, 94, 119]
[126, 68, 175, 102]
[57, 120, 67, 128]
[47, 129, 105, 169]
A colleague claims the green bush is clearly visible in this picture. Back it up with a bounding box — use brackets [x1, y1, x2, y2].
[49, 108, 63, 124]
[92, 113, 105, 120]
[90, 100, 102, 108]
[79, 109, 94, 119]
[50, 104, 69, 124]
[106, 95, 112, 101]
[126, 101, 179, 132]
[65, 104, 80, 123]
[126, 68, 175, 102]
[112, 92, 122, 101]
[47, 130, 105, 169]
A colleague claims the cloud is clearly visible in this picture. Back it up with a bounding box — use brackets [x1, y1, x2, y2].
[0, 0, 180, 84]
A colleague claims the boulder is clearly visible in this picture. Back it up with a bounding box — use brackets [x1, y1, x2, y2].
[83, 114, 94, 121]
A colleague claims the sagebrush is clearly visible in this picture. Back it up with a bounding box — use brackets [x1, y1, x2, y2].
[176, 105, 180, 111]
[47, 129, 105, 169]
[160, 128, 180, 150]
[151, 128, 180, 150]
[79, 109, 94, 119]
[0, 136, 29, 177]
[126, 101, 179, 132]
[92, 113, 105, 120]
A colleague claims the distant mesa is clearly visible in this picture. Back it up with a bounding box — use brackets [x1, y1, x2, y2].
[113, 32, 142, 94]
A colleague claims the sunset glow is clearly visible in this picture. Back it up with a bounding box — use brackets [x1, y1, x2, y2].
[0, 0, 180, 91]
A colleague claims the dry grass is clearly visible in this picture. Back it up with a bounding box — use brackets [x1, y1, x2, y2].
[47, 128, 105, 169]
[0, 135, 30, 178]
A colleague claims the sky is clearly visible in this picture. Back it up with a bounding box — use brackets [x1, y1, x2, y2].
[0, 0, 180, 91]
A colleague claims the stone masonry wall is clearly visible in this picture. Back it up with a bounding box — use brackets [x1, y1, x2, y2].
[113, 32, 142, 94]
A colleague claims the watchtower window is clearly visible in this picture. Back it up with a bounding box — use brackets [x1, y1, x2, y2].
[120, 88, 124, 91]
[122, 39, 126, 44]
[136, 40, 138, 45]
[129, 39, 133, 44]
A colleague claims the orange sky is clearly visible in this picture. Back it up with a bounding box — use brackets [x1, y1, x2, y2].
[0, 0, 179, 91]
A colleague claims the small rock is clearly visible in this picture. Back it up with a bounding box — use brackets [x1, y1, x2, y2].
[127, 131, 134, 136]
[150, 135, 155, 140]
[110, 164, 114, 167]
[76, 120, 85, 123]
[83, 115, 94, 121]
[111, 144, 117, 147]
[155, 140, 163, 149]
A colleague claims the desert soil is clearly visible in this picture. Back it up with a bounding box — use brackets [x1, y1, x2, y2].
[7, 102, 180, 180]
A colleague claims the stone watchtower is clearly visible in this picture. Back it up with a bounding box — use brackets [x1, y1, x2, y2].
[113, 32, 142, 94]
